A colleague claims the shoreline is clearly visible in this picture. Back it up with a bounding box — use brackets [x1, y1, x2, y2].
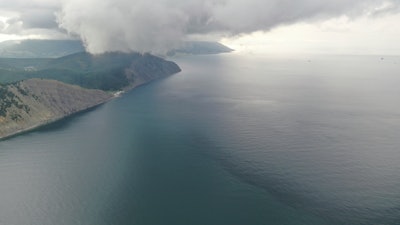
[0, 99, 111, 141]
[0, 72, 177, 141]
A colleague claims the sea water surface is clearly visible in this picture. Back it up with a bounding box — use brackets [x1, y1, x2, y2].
[0, 53, 400, 225]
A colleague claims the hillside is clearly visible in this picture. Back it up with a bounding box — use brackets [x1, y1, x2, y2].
[0, 79, 113, 139]
[0, 52, 181, 91]
[0, 51, 181, 139]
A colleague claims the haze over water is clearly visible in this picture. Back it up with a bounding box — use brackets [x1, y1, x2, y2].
[1, 53, 400, 224]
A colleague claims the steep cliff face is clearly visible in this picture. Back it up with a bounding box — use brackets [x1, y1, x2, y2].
[0, 79, 112, 139]
[124, 53, 182, 89]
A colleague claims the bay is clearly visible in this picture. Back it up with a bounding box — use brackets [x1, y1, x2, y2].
[1, 53, 400, 224]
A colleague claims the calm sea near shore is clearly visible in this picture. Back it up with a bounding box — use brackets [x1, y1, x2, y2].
[0, 53, 399, 224]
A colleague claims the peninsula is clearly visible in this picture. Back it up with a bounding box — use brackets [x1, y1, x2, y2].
[0, 52, 181, 139]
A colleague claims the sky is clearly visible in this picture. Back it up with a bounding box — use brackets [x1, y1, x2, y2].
[1, 0, 400, 55]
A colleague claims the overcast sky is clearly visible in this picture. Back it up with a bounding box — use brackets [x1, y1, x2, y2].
[1, 0, 400, 54]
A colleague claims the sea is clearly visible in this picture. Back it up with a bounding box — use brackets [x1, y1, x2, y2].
[0, 53, 400, 225]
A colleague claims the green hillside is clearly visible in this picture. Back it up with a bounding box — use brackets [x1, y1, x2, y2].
[0, 52, 181, 91]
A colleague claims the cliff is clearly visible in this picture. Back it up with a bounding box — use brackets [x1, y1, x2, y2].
[0, 79, 113, 139]
[124, 53, 182, 89]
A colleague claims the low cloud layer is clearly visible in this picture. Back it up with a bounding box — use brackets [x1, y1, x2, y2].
[2, 0, 400, 53]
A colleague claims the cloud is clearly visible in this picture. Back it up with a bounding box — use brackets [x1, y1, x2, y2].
[56, 0, 400, 54]
[20, 8, 58, 29]
[222, 11, 400, 55]
[0, 0, 63, 41]
[2, 0, 400, 53]
[2, 17, 24, 34]
[57, 0, 190, 54]
[0, 0, 60, 9]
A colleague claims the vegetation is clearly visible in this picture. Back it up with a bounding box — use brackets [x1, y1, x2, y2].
[0, 51, 181, 120]
[0, 51, 181, 92]
[0, 84, 30, 119]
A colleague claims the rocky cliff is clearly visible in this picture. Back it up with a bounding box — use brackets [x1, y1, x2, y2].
[0, 79, 112, 139]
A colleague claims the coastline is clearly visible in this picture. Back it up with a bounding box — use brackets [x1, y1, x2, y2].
[0, 71, 178, 141]
[0, 98, 111, 141]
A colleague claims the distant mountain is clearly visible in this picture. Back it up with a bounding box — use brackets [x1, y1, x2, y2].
[0, 40, 85, 58]
[0, 39, 233, 58]
[168, 41, 233, 55]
